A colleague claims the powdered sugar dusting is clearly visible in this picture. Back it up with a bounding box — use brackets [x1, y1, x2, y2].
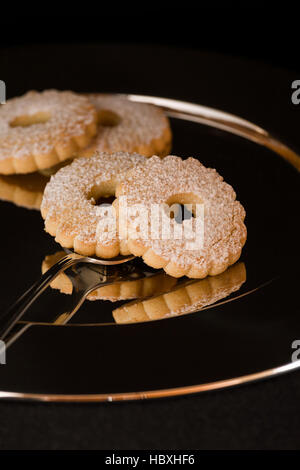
[117, 155, 247, 272]
[0, 90, 96, 160]
[82, 94, 170, 154]
[42, 151, 146, 247]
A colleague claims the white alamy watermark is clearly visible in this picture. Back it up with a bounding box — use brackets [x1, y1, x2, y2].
[0, 80, 6, 104]
[96, 197, 205, 250]
[291, 340, 300, 362]
[0, 340, 6, 365]
[291, 80, 300, 105]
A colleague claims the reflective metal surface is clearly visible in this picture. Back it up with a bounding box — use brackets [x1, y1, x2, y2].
[0, 251, 136, 343]
[0, 94, 299, 401]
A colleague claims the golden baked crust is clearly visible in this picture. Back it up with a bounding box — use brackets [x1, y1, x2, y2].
[0, 90, 97, 174]
[113, 262, 246, 323]
[41, 152, 146, 258]
[79, 94, 172, 158]
[115, 155, 247, 278]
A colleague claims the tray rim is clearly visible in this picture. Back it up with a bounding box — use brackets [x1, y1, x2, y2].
[1, 92, 300, 402]
[1, 360, 300, 403]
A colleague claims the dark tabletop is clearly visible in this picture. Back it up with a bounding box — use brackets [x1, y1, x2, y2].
[0, 43, 299, 450]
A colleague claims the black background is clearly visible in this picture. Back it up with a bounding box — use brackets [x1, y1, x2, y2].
[1, 7, 300, 74]
[1, 8, 300, 451]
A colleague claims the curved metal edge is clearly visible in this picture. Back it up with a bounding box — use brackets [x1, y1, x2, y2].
[126, 94, 300, 172]
[63, 249, 135, 266]
[1, 359, 300, 403]
[1, 93, 300, 403]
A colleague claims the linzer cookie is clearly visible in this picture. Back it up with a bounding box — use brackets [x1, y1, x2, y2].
[41, 152, 146, 258]
[0, 90, 97, 174]
[79, 94, 172, 158]
[115, 155, 247, 278]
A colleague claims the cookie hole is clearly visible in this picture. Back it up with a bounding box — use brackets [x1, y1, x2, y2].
[88, 181, 117, 206]
[165, 193, 203, 224]
[93, 195, 116, 206]
[169, 204, 194, 224]
[10, 111, 51, 127]
[97, 109, 121, 127]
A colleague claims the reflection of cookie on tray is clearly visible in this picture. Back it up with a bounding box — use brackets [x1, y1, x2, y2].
[113, 262, 246, 324]
[79, 94, 172, 158]
[0, 90, 97, 174]
[42, 251, 178, 301]
[0, 172, 49, 210]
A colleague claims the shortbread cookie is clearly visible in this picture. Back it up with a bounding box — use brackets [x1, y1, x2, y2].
[113, 262, 246, 323]
[42, 251, 178, 301]
[41, 152, 146, 258]
[0, 172, 49, 210]
[115, 155, 247, 278]
[0, 90, 97, 174]
[79, 94, 172, 158]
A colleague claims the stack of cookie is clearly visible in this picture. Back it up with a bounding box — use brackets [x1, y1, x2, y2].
[0, 89, 171, 208]
[41, 152, 246, 279]
[0, 89, 247, 282]
[0, 90, 171, 174]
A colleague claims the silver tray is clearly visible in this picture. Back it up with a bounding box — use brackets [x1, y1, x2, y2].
[0, 94, 299, 401]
